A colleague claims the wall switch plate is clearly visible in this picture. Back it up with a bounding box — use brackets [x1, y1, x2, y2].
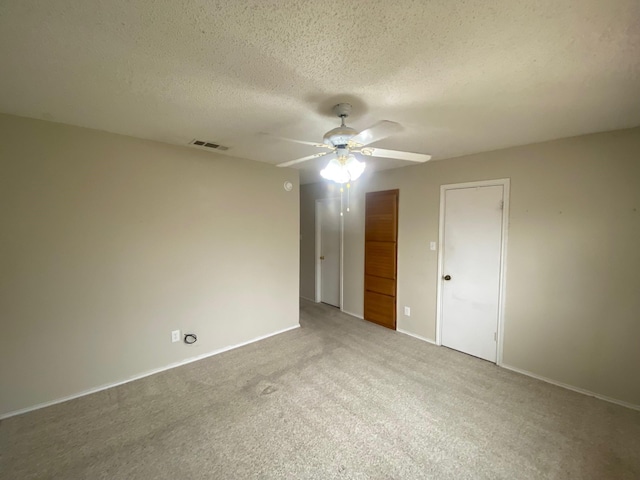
[171, 330, 180, 343]
[430, 241, 437, 251]
[404, 306, 411, 316]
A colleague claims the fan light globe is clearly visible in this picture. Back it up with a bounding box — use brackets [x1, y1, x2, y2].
[320, 155, 365, 184]
[320, 158, 349, 184]
[345, 156, 366, 181]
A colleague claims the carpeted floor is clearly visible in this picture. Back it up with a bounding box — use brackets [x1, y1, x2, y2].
[1, 300, 639, 479]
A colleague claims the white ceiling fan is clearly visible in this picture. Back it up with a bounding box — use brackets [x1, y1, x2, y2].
[274, 103, 431, 183]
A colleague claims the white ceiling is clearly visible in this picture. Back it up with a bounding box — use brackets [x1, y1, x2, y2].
[1, 1, 639, 183]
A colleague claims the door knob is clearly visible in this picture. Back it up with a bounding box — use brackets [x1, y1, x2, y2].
[320, 256, 325, 260]
[443, 275, 451, 281]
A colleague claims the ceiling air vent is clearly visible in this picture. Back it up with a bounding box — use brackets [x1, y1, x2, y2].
[189, 139, 229, 151]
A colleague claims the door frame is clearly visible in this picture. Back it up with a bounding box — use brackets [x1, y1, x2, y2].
[315, 197, 344, 309]
[435, 178, 510, 365]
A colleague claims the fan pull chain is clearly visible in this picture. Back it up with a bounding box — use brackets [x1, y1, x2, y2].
[346, 182, 351, 213]
[340, 186, 344, 217]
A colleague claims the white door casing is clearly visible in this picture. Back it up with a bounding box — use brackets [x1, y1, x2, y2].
[436, 179, 510, 363]
[316, 198, 341, 307]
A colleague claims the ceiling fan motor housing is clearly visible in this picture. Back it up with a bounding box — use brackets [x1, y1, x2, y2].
[324, 103, 357, 147]
[323, 125, 358, 147]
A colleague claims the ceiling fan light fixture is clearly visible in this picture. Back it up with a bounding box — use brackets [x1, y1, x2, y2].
[320, 155, 365, 184]
[320, 158, 350, 184]
[345, 155, 365, 181]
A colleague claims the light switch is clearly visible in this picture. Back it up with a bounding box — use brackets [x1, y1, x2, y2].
[404, 306, 411, 316]
[430, 241, 436, 251]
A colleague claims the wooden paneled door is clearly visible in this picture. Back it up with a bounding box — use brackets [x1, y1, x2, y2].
[364, 189, 399, 330]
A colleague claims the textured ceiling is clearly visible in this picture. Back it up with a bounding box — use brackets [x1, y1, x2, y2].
[1, 0, 639, 183]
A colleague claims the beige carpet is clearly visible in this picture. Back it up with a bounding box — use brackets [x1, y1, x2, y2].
[1, 300, 639, 479]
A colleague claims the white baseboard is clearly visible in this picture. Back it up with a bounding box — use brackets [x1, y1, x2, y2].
[341, 309, 364, 319]
[390, 333, 638, 411]
[299, 296, 316, 303]
[397, 328, 437, 345]
[0, 324, 300, 420]
[500, 363, 640, 412]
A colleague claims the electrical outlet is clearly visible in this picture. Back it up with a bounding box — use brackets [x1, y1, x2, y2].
[404, 306, 411, 316]
[171, 330, 180, 343]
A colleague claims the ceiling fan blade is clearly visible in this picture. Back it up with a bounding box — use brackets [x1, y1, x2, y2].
[359, 147, 432, 163]
[349, 121, 403, 147]
[277, 151, 334, 168]
[259, 132, 333, 149]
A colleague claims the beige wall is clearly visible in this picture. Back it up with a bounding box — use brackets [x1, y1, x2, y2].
[0, 114, 300, 417]
[300, 127, 640, 406]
